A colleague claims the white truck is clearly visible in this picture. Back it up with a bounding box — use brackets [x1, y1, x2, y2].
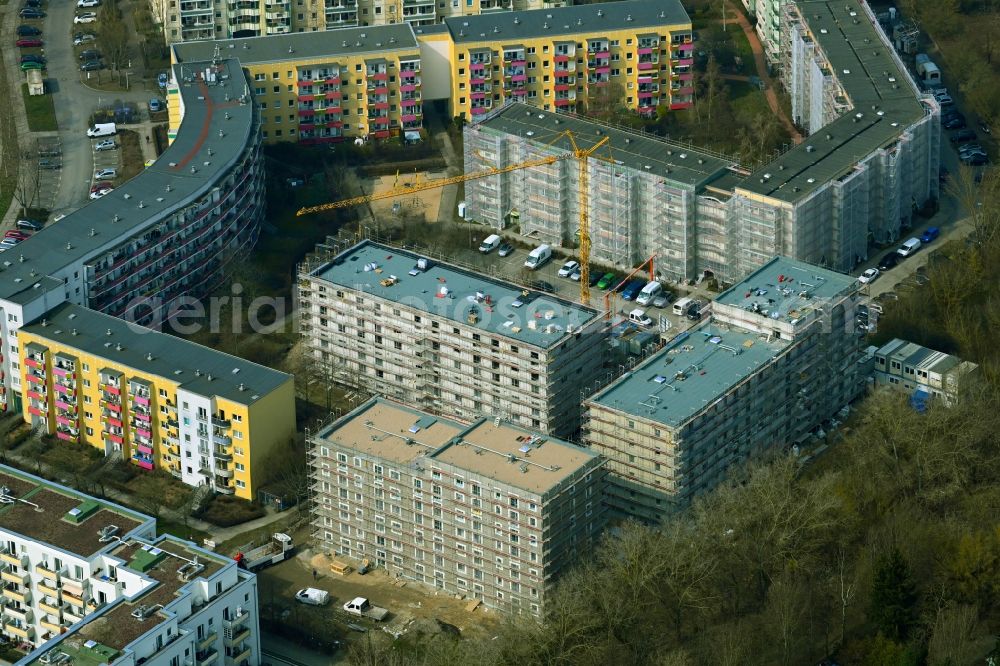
[342, 597, 389, 621]
[86, 122, 117, 137]
[524, 244, 551, 270]
[295, 588, 330, 606]
[233, 533, 293, 571]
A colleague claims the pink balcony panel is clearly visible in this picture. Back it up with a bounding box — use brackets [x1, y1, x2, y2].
[675, 86, 694, 95]
[510, 74, 527, 83]
[325, 76, 341, 84]
[52, 366, 72, 377]
[554, 54, 570, 62]
[670, 101, 694, 110]
[107, 417, 122, 428]
[325, 91, 341, 100]
[27, 390, 45, 401]
[107, 433, 124, 444]
[554, 83, 571, 92]
[56, 431, 76, 442]
[373, 118, 390, 127]
[509, 59, 526, 67]
[554, 98, 572, 107]
[298, 94, 315, 102]
[512, 89, 527, 96]
[638, 62, 655, 71]
[26, 374, 44, 384]
[28, 406, 45, 417]
[24, 358, 41, 369]
[56, 415, 75, 427]
[104, 386, 120, 395]
[135, 396, 149, 406]
[638, 75, 653, 83]
[136, 443, 153, 454]
[401, 83, 416, 92]
[638, 47, 653, 55]
[371, 72, 388, 81]
[136, 427, 152, 439]
[470, 76, 488, 85]
[470, 107, 489, 115]
[134, 459, 154, 470]
[401, 114, 418, 123]
[55, 400, 73, 411]
[374, 102, 390, 110]
[401, 98, 419, 107]
[678, 73, 694, 81]
[470, 62, 486, 71]
[326, 120, 343, 128]
[596, 66, 611, 75]
[105, 402, 121, 412]
[678, 58, 694, 67]
[300, 123, 315, 131]
[594, 50, 610, 59]
[471, 91, 487, 100]
[400, 69, 417, 79]
[373, 130, 391, 139]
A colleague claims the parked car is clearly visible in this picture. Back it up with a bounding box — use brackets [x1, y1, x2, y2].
[158, 72, 169, 88]
[74, 12, 97, 23]
[89, 187, 113, 199]
[896, 237, 922, 257]
[77, 0, 100, 6]
[557, 260, 579, 278]
[18, 8, 44, 17]
[920, 226, 940, 243]
[94, 139, 116, 152]
[962, 153, 989, 166]
[90, 181, 112, 193]
[936, 94, 954, 106]
[4, 231, 29, 241]
[80, 60, 103, 71]
[15, 219, 43, 231]
[958, 143, 984, 154]
[944, 116, 967, 130]
[78, 49, 101, 61]
[94, 167, 117, 179]
[588, 271, 603, 287]
[596, 272, 617, 290]
[621, 279, 646, 301]
[148, 98, 164, 113]
[15, 38, 42, 47]
[20, 54, 44, 64]
[20, 61, 44, 71]
[950, 129, 977, 142]
[858, 268, 880, 284]
[497, 242, 513, 257]
[877, 252, 900, 271]
[73, 33, 95, 45]
[16, 25, 41, 36]
[686, 301, 704, 320]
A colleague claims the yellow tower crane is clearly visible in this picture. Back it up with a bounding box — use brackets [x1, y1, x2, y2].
[297, 129, 614, 304]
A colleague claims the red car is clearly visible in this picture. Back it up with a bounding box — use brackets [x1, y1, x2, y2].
[15, 38, 42, 47]
[90, 181, 112, 193]
[4, 231, 29, 240]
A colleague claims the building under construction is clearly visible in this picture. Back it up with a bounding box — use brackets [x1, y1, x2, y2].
[463, 0, 939, 285]
[583, 256, 867, 522]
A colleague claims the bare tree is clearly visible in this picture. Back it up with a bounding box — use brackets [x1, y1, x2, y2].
[12, 154, 41, 216]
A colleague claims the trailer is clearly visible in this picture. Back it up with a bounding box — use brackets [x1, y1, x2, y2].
[233, 533, 293, 571]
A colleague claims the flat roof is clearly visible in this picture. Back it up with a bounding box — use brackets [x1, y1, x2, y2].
[714, 256, 859, 325]
[172, 24, 419, 65]
[20, 303, 290, 404]
[589, 321, 789, 427]
[0, 466, 147, 558]
[444, 0, 690, 44]
[310, 240, 601, 349]
[320, 399, 465, 466]
[78, 538, 226, 650]
[475, 103, 736, 188]
[0, 59, 255, 304]
[877, 338, 976, 375]
[319, 398, 600, 495]
[436, 420, 599, 494]
[739, 0, 929, 203]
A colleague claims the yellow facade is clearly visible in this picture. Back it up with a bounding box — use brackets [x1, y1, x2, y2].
[448, 22, 693, 121]
[17, 326, 295, 502]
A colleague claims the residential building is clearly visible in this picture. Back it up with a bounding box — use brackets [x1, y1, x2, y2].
[172, 26, 424, 143]
[445, 0, 694, 120]
[297, 240, 608, 438]
[309, 397, 606, 615]
[16, 304, 295, 500]
[462, 0, 939, 284]
[584, 257, 866, 522]
[873, 339, 980, 407]
[0, 465, 259, 665]
[463, 102, 741, 282]
[0, 58, 261, 417]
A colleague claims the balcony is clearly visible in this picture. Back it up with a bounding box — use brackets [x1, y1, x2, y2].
[61, 578, 84, 597]
[224, 628, 250, 647]
[40, 619, 62, 634]
[1, 570, 28, 586]
[2, 622, 32, 639]
[2, 604, 31, 624]
[217, 485, 236, 495]
[196, 649, 219, 666]
[62, 589, 85, 607]
[1, 586, 28, 604]
[224, 608, 250, 630]
[213, 449, 232, 462]
[36, 582, 59, 598]
[38, 601, 60, 616]
[211, 416, 231, 428]
[198, 631, 218, 650]
[0, 552, 23, 567]
[216, 468, 234, 479]
[227, 647, 252, 665]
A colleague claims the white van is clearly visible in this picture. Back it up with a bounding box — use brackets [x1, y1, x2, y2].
[524, 244, 552, 270]
[294, 588, 330, 606]
[86, 122, 117, 138]
[479, 234, 501, 253]
[896, 237, 922, 257]
[628, 308, 653, 327]
[635, 280, 663, 306]
[672, 297, 694, 316]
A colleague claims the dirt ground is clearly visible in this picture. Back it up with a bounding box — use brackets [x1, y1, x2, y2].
[367, 171, 446, 223]
[258, 535, 502, 649]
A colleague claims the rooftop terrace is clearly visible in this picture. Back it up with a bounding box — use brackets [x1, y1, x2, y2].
[589, 322, 789, 428]
[714, 256, 859, 327]
[173, 24, 419, 65]
[475, 103, 737, 188]
[21, 303, 291, 404]
[0, 467, 147, 558]
[444, 0, 690, 44]
[319, 398, 600, 495]
[739, 0, 931, 203]
[310, 241, 600, 349]
[0, 59, 255, 304]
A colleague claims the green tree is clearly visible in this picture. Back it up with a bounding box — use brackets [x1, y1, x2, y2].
[869, 548, 918, 642]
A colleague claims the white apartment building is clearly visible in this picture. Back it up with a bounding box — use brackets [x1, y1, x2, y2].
[584, 257, 867, 522]
[0, 465, 260, 666]
[309, 398, 606, 615]
[297, 240, 609, 438]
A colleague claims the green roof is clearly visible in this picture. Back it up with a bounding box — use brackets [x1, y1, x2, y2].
[311, 240, 601, 349]
[444, 0, 690, 44]
[20, 303, 291, 405]
[739, 0, 929, 203]
[475, 103, 736, 188]
[589, 321, 789, 428]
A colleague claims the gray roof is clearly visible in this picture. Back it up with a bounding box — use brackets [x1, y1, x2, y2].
[172, 24, 419, 65]
[20, 303, 291, 404]
[714, 256, 859, 326]
[476, 103, 736, 188]
[0, 59, 255, 303]
[588, 321, 789, 428]
[876, 338, 974, 375]
[310, 240, 600, 349]
[739, 0, 930, 203]
[412, 23, 449, 37]
[443, 0, 690, 44]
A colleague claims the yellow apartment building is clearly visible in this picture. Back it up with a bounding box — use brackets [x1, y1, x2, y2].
[443, 0, 693, 119]
[17, 304, 295, 501]
[172, 24, 423, 143]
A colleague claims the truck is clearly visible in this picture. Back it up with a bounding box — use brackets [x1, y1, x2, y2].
[233, 533, 293, 571]
[86, 122, 116, 137]
[523, 244, 551, 270]
[342, 597, 389, 621]
[295, 588, 330, 606]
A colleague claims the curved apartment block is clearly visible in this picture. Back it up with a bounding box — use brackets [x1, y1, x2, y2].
[0, 57, 262, 417]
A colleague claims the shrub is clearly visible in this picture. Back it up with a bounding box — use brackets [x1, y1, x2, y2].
[197, 495, 266, 527]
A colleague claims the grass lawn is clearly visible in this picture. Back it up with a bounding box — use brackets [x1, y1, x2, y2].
[156, 517, 211, 546]
[118, 129, 144, 182]
[21, 83, 57, 131]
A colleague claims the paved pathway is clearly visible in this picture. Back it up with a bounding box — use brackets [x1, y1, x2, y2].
[428, 114, 460, 224]
[725, 2, 804, 144]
